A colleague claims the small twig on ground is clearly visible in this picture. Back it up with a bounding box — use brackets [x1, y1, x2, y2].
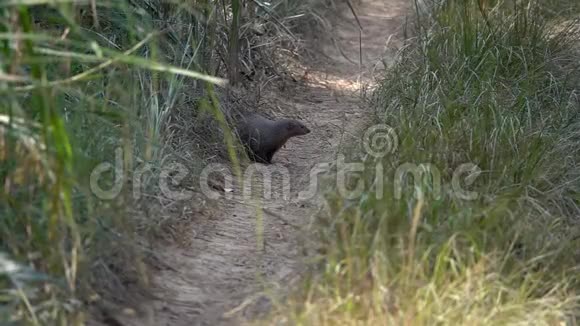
[262, 207, 301, 229]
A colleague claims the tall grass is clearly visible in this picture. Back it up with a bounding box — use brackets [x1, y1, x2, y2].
[264, 0, 580, 324]
[0, 0, 317, 324]
[0, 2, 220, 324]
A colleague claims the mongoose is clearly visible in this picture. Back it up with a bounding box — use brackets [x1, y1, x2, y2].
[236, 113, 310, 164]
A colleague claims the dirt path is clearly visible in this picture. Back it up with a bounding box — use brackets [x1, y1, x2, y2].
[110, 1, 410, 325]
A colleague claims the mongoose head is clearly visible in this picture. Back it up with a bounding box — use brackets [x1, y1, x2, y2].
[285, 120, 310, 137]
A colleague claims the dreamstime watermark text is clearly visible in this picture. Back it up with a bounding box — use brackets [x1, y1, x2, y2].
[89, 124, 482, 202]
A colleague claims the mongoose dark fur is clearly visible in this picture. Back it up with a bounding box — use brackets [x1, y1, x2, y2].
[236, 113, 310, 164]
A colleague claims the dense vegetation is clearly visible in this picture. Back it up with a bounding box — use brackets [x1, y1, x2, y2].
[268, 0, 580, 324]
[2, 0, 579, 325]
[0, 0, 314, 324]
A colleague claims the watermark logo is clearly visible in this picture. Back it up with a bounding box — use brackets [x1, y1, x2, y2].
[88, 123, 482, 203]
[363, 123, 398, 157]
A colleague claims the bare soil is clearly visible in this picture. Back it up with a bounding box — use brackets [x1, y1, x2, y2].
[97, 1, 411, 325]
